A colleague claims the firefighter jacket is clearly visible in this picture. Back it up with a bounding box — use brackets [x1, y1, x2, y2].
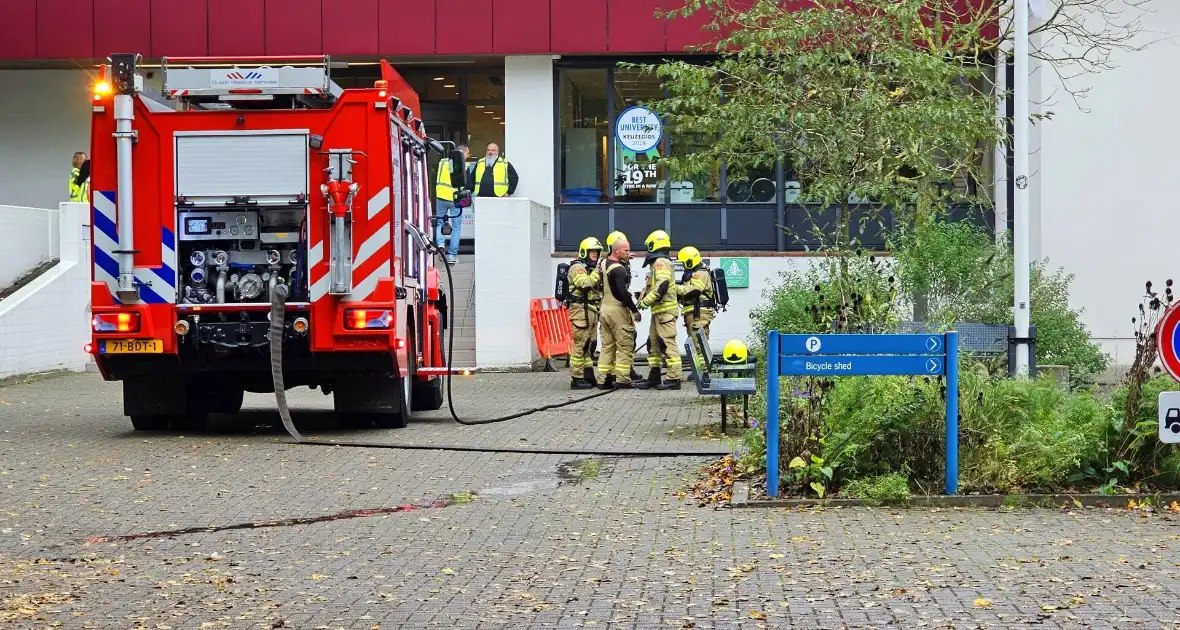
[677, 267, 715, 319]
[638, 255, 680, 315]
[471, 157, 518, 197]
[567, 259, 603, 310]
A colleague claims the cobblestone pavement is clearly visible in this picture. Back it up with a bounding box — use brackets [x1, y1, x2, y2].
[2, 372, 1180, 629]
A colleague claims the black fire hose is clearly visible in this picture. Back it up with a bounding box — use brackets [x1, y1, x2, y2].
[267, 269, 725, 457]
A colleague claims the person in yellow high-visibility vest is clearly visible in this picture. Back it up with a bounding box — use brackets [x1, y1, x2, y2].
[434, 144, 469, 264]
[470, 143, 519, 198]
[68, 152, 89, 202]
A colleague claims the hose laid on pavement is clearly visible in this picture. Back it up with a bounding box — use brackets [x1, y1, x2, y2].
[268, 276, 725, 458]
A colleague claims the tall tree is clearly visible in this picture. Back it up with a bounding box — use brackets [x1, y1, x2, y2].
[634, 0, 1001, 249]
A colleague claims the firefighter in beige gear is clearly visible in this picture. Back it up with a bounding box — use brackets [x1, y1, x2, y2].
[636, 230, 682, 390]
[676, 246, 715, 369]
[566, 237, 604, 389]
[597, 237, 642, 389]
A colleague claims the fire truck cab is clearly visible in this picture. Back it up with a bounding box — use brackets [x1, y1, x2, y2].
[87, 53, 456, 431]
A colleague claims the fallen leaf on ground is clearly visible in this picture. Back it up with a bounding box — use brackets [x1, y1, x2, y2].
[974, 598, 992, 608]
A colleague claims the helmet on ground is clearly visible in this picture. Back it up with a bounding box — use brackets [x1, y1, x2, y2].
[606, 231, 627, 248]
[645, 230, 671, 252]
[677, 246, 702, 270]
[722, 339, 748, 364]
[578, 236, 604, 259]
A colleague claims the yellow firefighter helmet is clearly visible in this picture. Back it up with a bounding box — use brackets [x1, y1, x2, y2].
[578, 236, 604, 259]
[606, 231, 627, 248]
[677, 246, 702, 270]
[722, 339, 748, 364]
[645, 229, 671, 252]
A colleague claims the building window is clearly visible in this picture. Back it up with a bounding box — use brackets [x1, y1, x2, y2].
[468, 103, 506, 157]
[612, 67, 666, 204]
[552, 59, 996, 252]
[669, 130, 720, 203]
[559, 69, 609, 203]
[726, 163, 778, 204]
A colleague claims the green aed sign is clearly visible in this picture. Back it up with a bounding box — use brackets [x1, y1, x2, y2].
[719, 257, 750, 288]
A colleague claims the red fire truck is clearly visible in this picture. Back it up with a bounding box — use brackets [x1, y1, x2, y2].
[86, 53, 457, 431]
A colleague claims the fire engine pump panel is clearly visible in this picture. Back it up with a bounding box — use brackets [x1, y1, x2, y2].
[177, 208, 304, 305]
[173, 130, 312, 305]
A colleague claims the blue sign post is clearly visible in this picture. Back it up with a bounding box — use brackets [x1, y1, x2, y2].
[765, 331, 960, 497]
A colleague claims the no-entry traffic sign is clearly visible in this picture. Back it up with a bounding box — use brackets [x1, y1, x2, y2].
[1157, 302, 1180, 382]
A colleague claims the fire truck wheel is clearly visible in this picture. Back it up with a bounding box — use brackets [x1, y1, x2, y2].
[130, 415, 170, 431]
[170, 413, 210, 432]
[374, 376, 411, 429]
[411, 378, 444, 412]
[337, 414, 375, 429]
[333, 375, 408, 429]
[205, 387, 244, 415]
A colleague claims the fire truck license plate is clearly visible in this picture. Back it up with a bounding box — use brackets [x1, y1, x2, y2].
[100, 339, 163, 354]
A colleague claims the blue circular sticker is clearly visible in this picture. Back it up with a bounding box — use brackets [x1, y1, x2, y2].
[615, 106, 663, 153]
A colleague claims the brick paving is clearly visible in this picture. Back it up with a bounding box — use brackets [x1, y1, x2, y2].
[1, 372, 1180, 629]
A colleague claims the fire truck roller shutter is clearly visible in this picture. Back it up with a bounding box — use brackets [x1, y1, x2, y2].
[174, 130, 310, 205]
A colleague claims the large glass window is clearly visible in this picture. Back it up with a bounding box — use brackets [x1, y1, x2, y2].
[612, 68, 666, 203]
[559, 69, 609, 203]
[467, 104, 505, 158]
[669, 131, 720, 203]
[726, 163, 778, 204]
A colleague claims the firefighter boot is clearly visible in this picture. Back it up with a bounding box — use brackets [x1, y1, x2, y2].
[635, 368, 662, 390]
[571, 377, 594, 390]
[598, 375, 616, 390]
[583, 367, 596, 384]
[657, 379, 682, 390]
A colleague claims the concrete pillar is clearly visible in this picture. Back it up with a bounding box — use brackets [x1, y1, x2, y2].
[473, 197, 552, 370]
[504, 55, 557, 213]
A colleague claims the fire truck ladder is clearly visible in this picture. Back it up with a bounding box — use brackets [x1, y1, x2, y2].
[160, 55, 344, 109]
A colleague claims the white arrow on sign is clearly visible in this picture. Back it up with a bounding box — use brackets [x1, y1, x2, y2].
[926, 336, 942, 352]
[1159, 392, 1180, 444]
[926, 358, 941, 374]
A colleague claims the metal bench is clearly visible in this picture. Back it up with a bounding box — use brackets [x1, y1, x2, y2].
[684, 330, 757, 432]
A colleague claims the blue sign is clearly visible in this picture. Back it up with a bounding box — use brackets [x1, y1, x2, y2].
[765, 331, 961, 497]
[791, 333, 944, 355]
[780, 355, 944, 376]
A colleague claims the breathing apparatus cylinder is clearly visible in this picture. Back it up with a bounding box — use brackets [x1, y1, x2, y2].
[555, 262, 570, 302]
[710, 267, 730, 310]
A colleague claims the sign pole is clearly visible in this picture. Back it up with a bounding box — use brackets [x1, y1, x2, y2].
[765, 330, 781, 498]
[945, 331, 959, 495]
[1013, 0, 1032, 377]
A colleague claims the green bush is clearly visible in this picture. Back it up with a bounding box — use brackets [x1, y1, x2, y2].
[747, 365, 1109, 495]
[1083, 373, 1180, 491]
[841, 473, 912, 505]
[891, 220, 1109, 389]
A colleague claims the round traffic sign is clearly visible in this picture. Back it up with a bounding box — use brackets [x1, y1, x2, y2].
[1156, 301, 1180, 382]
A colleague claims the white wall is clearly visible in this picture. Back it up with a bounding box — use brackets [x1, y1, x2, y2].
[0, 206, 60, 289]
[0, 203, 92, 380]
[0, 70, 93, 211]
[505, 56, 557, 211]
[475, 198, 552, 370]
[1038, 2, 1180, 364]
